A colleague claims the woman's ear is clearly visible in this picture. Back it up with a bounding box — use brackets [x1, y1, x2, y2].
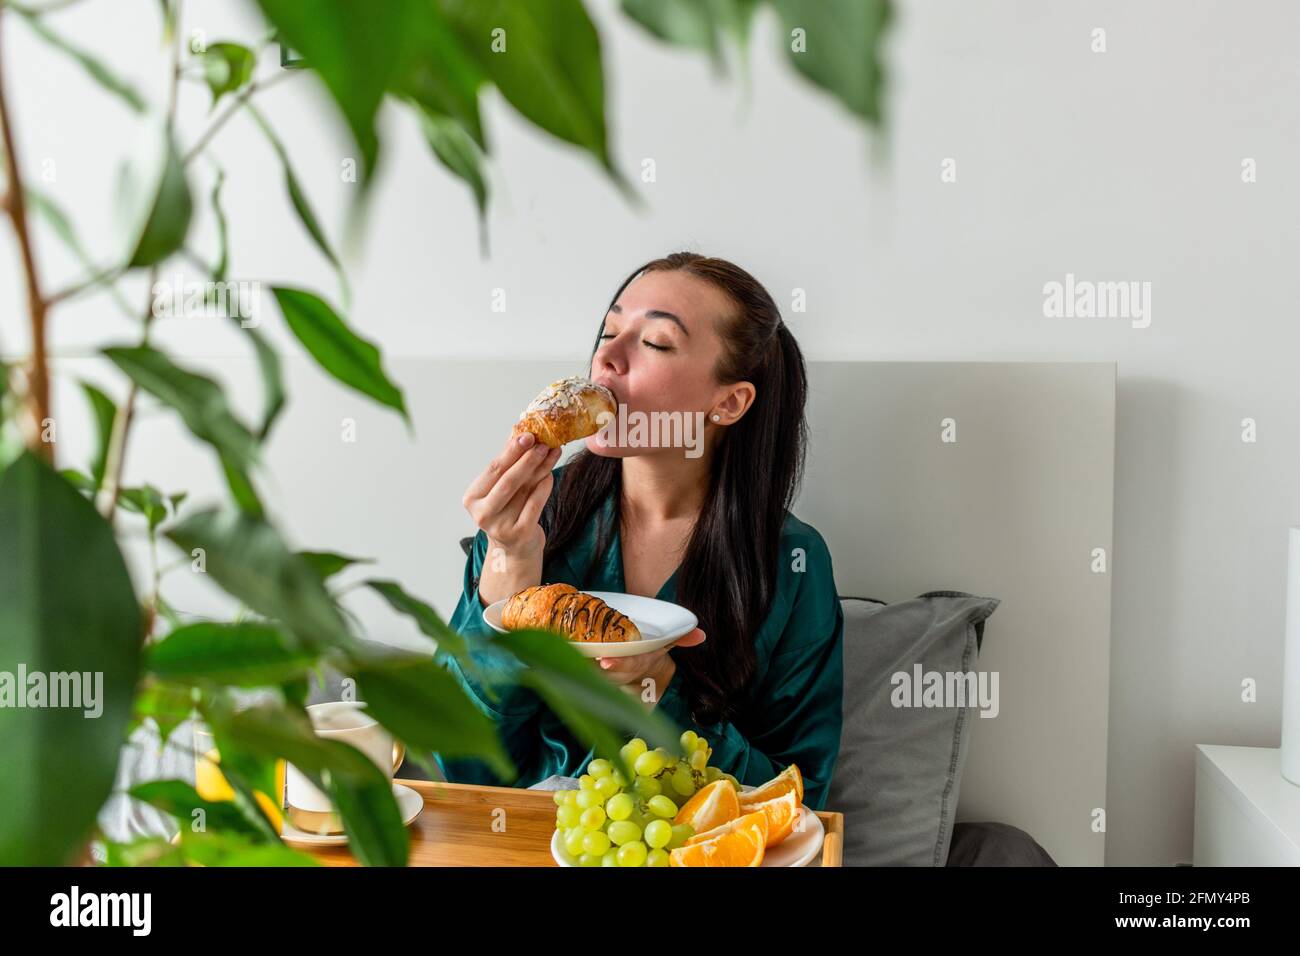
[711, 381, 756, 425]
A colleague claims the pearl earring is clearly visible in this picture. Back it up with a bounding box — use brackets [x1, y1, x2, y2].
[711, 413, 721, 422]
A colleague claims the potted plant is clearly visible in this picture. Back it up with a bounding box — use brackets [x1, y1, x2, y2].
[0, 0, 888, 866]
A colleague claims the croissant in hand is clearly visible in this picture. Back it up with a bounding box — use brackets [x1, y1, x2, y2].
[511, 376, 616, 448]
[501, 583, 641, 643]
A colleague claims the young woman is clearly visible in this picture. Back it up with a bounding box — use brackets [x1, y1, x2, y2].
[437, 252, 844, 810]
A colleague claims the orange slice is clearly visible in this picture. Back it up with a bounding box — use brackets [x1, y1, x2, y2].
[685, 809, 767, 845]
[741, 789, 801, 847]
[669, 811, 768, 867]
[673, 779, 739, 834]
[737, 764, 803, 808]
[686, 791, 798, 847]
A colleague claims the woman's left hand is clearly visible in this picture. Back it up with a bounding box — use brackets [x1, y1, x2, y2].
[595, 628, 706, 700]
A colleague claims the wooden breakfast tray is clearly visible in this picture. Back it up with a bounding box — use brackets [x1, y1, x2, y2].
[297, 780, 844, 867]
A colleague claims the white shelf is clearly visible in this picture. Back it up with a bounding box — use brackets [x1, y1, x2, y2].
[1193, 745, 1300, 866]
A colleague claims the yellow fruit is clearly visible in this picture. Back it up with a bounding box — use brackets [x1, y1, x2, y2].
[737, 764, 803, 808]
[195, 750, 235, 802]
[673, 779, 739, 834]
[687, 791, 798, 847]
[195, 749, 285, 831]
[669, 811, 768, 867]
[742, 789, 801, 847]
[253, 786, 284, 831]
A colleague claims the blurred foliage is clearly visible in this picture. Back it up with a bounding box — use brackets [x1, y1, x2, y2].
[0, 0, 890, 866]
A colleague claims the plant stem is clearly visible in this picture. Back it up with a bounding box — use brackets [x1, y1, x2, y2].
[182, 68, 294, 165]
[45, 261, 128, 306]
[0, 9, 53, 462]
[95, 279, 156, 530]
[142, 527, 159, 639]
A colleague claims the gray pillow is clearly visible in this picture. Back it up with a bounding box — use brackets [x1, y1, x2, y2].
[828, 591, 998, 866]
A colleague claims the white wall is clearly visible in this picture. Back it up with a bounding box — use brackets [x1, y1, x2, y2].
[3, 0, 1298, 866]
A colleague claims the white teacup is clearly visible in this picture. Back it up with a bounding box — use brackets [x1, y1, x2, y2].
[284, 701, 405, 833]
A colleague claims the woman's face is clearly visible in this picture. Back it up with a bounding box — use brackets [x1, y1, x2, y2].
[587, 270, 751, 459]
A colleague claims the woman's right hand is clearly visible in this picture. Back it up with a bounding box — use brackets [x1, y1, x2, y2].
[462, 430, 562, 559]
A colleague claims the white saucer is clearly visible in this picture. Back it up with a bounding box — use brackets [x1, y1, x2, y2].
[550, 804, 825, 867]
[280, 782, 423, 847]
[483, 590, 700, 658]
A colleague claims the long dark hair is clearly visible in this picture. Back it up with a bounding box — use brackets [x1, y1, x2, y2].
[541, 252, 809, 727]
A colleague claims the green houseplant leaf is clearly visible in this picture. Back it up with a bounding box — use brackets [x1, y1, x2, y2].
[105, 837, 186, 867]
[238, 321, 286, 444]
[299, 550, 372, 581]
[715, 0, 763, 76]
[177, 829, 320, 866]
[620, 0, 763, 84]
[102, 345, 262, 513]
[440, 0, 619, 179]
[218, 455, 265, 518]
[394, 2, 487, 149]
[198, 41, 255, 109]
[0, 453, 143, 865]
[491, 628, 683, 781]
[252, 0, 427, 182]
[206, 699, 408, 867]
[124, 131, 194, 268]
[272, 287, 408, 422]
[128, 678, 197, 744]
[353, 654, 514, 780]
[417, 108, 490, 256]
[59, 468, 94, 495]
[14, 6, 147, 113]
[244, 102, 348, 302]
[363, 579, 469, 660]
[165, 507, 358, 653]
[145, 621, 319, 687]
[203, 166, 289, 442]
[78, 381, 116, 491]
[768, 0, 892, 125]
[156, 0, 176, 42]
[118, 484, 168, 531]
[129, 778, 278, 841]
[196, 710, 283, 835]
[620, 0, 726, 69]
[208, 166, 231, 282]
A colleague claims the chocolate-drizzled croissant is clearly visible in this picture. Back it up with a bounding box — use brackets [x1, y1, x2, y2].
[511, 376, 616, 448]
[501, 583, 641, 643]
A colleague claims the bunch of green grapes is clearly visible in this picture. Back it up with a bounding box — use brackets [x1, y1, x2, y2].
[553, 731, 741, 867]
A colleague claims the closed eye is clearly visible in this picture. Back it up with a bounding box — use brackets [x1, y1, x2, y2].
[599, 333, 673, 352]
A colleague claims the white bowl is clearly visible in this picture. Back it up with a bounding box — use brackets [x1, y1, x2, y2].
[483, 590, 700, 658]
[550, 803, 825, 867]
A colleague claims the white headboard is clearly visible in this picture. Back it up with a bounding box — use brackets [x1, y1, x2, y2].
[89, 357, 1114, 866]
[796, 362, 1115, 867]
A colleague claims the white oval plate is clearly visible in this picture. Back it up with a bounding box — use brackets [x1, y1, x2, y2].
[483, 591, 699, 659]
[550, 804, 825, 867]
[280, 783, 423, 847]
